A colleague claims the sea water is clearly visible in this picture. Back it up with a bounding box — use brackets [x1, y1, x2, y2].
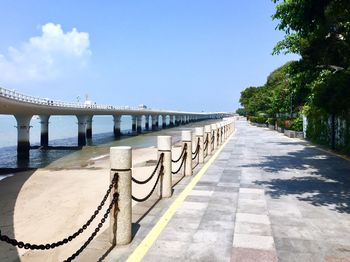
[0, 115, 192, 169]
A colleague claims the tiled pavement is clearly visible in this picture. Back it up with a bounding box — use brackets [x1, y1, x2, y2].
[108, 120, 350, 262]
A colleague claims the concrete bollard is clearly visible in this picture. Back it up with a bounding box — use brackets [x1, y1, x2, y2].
[204, 125, 212, 156]
[158, 136, 172, 198]
[216, 123, 221, 146]
[195, 127, 204, 164]
[220, 123, 224, 144]
[182, 130, 192, 176]
[109, 146, 132, 245]
[211, 124, 217, 151]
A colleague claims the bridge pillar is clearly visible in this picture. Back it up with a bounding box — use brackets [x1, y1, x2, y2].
[170, 115, 175, 127]
[175, 115, 180, 126]
[132, 115, 137, 132]
[162, 115, 167, 129]
[77, 115, 88, 146]
[15, 115, 32, 159]
[145, 115, 149, 130]
[86, 115, 93, 139]
[151, 115, 157, 130]
[113, 115, 121, 138]
[39, 115, 50, 147]
[147, 115, 152, 130]
[137, 116, 142, 133]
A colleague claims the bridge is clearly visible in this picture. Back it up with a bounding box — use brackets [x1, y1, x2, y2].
[0, 87, 229, 159]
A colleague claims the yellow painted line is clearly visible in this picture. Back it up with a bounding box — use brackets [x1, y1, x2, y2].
[127, 130, 236, 262]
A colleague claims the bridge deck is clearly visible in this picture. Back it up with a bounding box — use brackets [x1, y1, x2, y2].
[86, 120, 350, 261]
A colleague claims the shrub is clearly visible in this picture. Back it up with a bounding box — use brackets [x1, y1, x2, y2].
[250, 116, 267, 124]
[267, 118, 276, 125]
[276, 118, 285, 128]
[289, 117, 303, 132]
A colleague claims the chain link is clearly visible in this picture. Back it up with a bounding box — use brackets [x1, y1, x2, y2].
[172, 152, 187, 174]
[64, 192, 119, 262]
[132, 166, 164, 202]
[172, 144, 187, 163]
[0, 174, 118, 250]
[132, 153, 164, 184]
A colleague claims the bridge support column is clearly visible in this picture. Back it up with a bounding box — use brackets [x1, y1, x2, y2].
[145, 115, 149, 130]
[132, 116, 137, 132]
[86, 115, 93, 139]
[77, 115, 88, 146]
[170, 115, 175, 127]
[39, 115, 50, 147]
[113, 115, 121, 138]
[147, 115, 152, 130]
[137, 116, 142, 133]
[175, 116, 180, 126]
[162, 115, 167, 129]
[15, 115, 32, 159]
[152, 115, 157, 130]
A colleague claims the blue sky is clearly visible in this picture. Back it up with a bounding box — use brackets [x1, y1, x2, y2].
[0, 0, 297, 112]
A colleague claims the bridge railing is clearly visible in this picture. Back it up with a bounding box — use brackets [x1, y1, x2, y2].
[0, 86, 210, 115]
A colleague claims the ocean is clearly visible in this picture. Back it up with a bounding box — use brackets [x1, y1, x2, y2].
[0, 115, 190, 169]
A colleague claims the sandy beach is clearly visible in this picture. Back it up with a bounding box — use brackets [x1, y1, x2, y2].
[0, 122, 206, 262]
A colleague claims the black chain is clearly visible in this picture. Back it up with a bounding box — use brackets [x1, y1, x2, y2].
[172, 144, 187, 163]
[0, 174, 119, 250]
[132, 153, 164, 184]
[64, 192, 119, 262]
[192, 143, 200, 160]
[192, 137, 200, 155]
[132, 166, 164, 202]
[203, 134, 209, 146]
[172, 152, 187, 174]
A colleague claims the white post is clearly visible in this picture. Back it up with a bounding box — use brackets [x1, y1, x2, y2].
[211, 124, 217, 151]
[195, 127, 204, 164]
[182, 131, 192, 176]
[158, 136, 172, 198]
[204, 125, 212, 156]
[109, 146, 132, 245]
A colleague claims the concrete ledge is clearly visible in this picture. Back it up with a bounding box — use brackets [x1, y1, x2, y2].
[284, 129, 304, 139]
[268, 125, 275, 130]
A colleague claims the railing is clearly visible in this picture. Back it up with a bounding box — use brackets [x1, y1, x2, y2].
[0, 86, 212, 115]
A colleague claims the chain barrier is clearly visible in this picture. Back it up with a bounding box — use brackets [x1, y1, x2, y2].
[192, 143, 200, 160]
[132, 153, 164, 184]
[203, 134, 209, 157]
[172, 152, 187, 175]
[0, 174, 119, 250]
[64, 192, 119, 262]
[132, 166, 164, 202]
[172, 144, 187, 163]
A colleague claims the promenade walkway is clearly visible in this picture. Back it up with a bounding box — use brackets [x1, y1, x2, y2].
[107, 120, 350, 262]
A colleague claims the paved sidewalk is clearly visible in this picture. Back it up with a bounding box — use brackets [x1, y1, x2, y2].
[139, 120, 350, 262]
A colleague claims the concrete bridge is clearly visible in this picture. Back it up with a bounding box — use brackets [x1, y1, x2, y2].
[0, 87, 230, 159]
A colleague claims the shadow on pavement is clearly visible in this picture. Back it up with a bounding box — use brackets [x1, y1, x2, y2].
[247, 141, 350, 214]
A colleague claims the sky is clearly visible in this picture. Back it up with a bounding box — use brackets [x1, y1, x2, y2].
[0, 0, 298, 112]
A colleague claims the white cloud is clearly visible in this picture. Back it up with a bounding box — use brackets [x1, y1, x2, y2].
[0, 23, 91, 83]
